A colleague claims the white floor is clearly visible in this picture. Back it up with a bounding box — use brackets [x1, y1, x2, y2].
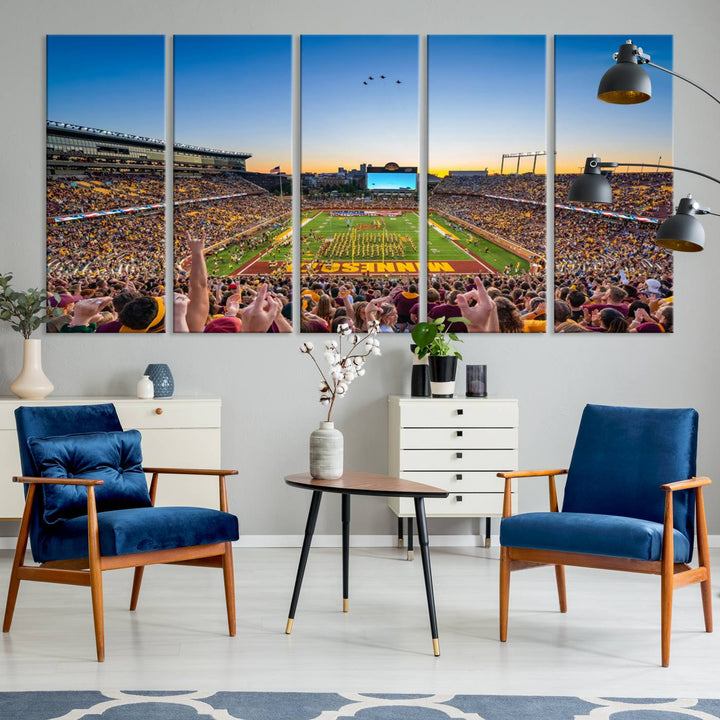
[0, 546, 718, 697]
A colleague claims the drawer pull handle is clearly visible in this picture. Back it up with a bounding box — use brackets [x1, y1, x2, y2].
[457, 408, 464, 416]
[456, 495, 463, 502]
[456, 430, 463, 437]
[456, 452, 463, 459]
[456, 473, 463, 481]
[155, 408, 163, 415]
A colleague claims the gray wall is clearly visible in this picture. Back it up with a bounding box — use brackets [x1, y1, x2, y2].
[1, 0, 719, 537]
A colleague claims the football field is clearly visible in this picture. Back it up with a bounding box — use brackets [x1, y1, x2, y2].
[206, 209, 529, 276]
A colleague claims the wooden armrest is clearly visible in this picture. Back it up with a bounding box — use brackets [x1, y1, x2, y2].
[500, 469, 567, 519]
[661, 476, 712, 492]
[143, 467, 238, 477]
[497, 469, 568, 479]
[13, 475, 104, 487]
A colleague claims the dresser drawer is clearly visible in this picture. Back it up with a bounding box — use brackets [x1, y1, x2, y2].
[114, 399, 220, 430]
[397, 399, 518, 429]
[401, 427, 517, 450]
[390, 492, 513, 517]
[397, 470, 506, 493]
[399, 448, 517, 472]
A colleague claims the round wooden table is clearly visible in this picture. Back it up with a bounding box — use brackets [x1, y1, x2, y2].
[284, 471, 449, 656]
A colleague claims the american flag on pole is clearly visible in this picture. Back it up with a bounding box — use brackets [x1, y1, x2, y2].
[269, 166, 281, 174]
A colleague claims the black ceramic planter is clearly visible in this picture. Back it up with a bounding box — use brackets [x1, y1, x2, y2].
[428, 355, 458, 398]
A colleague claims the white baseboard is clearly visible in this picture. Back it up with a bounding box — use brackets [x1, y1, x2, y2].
[2, 534, 720, 550]
[235, 534, 496, 548]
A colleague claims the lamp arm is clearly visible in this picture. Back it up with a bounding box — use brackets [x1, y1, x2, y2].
[611, 162, 720, 187]
[644, 61, 720, 106]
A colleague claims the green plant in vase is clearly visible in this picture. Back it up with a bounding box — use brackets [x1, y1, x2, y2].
[0, 273, 60, 399]
[411, 316, 469, 397]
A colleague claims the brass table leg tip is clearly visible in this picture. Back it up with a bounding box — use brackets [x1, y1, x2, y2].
[398, 539, 404, 548]
[407, 550, 414, 561]
[432, 638, 440, 656]
[285, 618, 294, 634]
[485, 538, 491, 548]
[343, 598, 349, 612]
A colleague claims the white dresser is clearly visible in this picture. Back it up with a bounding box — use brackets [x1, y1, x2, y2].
[0, 396, 222, 519]
[388, 395, 519, 550]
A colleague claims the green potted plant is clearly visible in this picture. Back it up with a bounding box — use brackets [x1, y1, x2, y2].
[0, 273, 58, 399]
[411, 316, 469, 397]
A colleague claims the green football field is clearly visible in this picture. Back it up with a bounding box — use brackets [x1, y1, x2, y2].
[204, 209, 529, 275]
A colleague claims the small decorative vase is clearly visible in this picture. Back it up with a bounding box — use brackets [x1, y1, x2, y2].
[428, 355, 458, 398]
[309, 421, 344, 480]
[136, 374, 154, 399]
[10, 338, 54, 400]
[144, 363, 174, 398]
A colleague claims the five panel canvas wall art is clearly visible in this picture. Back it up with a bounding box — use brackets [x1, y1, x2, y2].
[44, 34, 676, 335]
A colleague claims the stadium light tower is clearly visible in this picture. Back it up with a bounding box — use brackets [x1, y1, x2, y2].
[500, 151, 546, 175]
[568, 156, 720, 251]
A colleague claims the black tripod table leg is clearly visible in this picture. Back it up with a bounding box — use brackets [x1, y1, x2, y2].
[286, 490, 323, 633]
[414, 496, 440, 656]
[342, 493, 350, 612]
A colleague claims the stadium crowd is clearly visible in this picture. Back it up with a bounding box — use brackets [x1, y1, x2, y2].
[44, 167, 674, 334]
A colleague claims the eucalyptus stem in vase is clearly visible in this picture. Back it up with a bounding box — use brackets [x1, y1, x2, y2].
[300, 321, 381, 479]
[300, 320, 381, 422]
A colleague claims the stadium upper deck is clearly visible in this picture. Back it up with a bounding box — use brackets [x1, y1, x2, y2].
[47, 120, 252, 174]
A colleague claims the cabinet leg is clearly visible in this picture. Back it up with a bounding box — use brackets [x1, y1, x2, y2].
[397, 517, 404, 548]
[407, 517, 414, 561]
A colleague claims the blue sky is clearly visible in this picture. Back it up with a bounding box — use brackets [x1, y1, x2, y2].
[429, 35, 546, 176]
[555, 35, 673, 172]
[174, 35, 292, 172]
[302, 35, 419, 173]
[47, 35, 165, 138]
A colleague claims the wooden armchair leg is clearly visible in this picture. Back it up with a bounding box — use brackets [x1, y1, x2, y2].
[222, 542, 236, 637]
[499, 546, 510, 642]
[555, 565, 567, 613]
[89, 567, 105, 662]
[130, 567, 144, 611]
[87, 489, 105, 662]
[660, 567, 673, 668]
[696, 487, 713, 633]
[3, 567, 22, 634]
[4, 485, 35, 633]
[700, 578, 713, 633]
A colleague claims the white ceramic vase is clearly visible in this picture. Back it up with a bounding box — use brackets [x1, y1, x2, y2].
[10, 338, 54, 400]
[136, 375, 154, 399]
[309, 421, 344, 480]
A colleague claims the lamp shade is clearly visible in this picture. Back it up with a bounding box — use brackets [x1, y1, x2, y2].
[597, 41, 652, 104]
[655, 197, 706, 252]
[568, 157, 613, 203]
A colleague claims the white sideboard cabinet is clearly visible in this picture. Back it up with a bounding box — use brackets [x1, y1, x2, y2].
[388, 395, 519, 554]
[0, 396, 222, 519]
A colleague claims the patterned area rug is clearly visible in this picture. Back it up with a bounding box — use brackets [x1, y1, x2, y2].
[2, 692, 720, 720]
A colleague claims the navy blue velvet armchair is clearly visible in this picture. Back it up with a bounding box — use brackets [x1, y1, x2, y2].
[498, 404, 712, 666]
[3, 403, 239, 661]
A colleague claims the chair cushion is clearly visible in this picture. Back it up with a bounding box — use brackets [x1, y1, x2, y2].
[562, 405, 698, 549]
[34, 506, 240, 563]
[28, 430, 152, 525]
[500, 511, 691, 563]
